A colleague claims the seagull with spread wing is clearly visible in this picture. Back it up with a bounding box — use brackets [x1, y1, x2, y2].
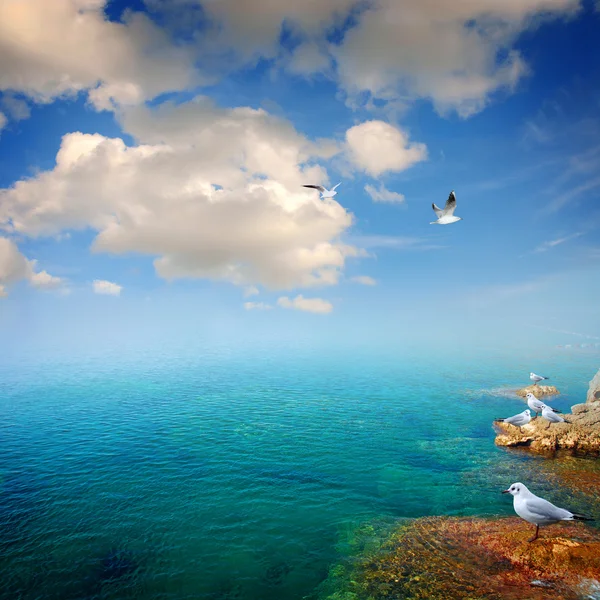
[302, 182, 341, 199]
[430, 190, 462, 224]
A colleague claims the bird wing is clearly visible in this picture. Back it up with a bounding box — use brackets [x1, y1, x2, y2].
[432, 203, 443, 219]
[524, 497, 573, 521]
[303, 185, 325, 192]
[505, 414, 527, 426]
[443, 191, 457, 215]
[331, 182, 341, 191]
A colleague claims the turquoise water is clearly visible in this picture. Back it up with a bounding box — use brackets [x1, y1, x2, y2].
[1, 345, 598, 599]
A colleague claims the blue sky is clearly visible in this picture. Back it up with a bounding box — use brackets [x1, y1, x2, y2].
[1, 0, 599, 357]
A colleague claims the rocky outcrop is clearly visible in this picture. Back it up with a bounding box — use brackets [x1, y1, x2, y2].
[515, 384, 560, 398]
[317, 516, 600, 600]
[586, 368, 600, 404]
[495, 370, 600, 455]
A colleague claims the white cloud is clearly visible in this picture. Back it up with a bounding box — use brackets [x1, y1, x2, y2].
[349, 234, 445, 252]
[243, 301, 272, 310]
[0, 237, 63, 296]
[148, 0, 581, 117]
[364, 183, 405, 204]
[0, 97, 363, 291]
[277, 294, 333, 314]
[350, 275, 376, 286]
[284, 41, 332, 77]
[549, 174, 600, 212]
[1, 94, 31, 121]
[332, 0, 578, 116]
[0, 0, 197, 111]
[243, 285, 260, 297]
[533, 232, 583, 253]
[0, 111, 6, 133]
[93, 279, 122, 296]
[346, 121, 427, 177]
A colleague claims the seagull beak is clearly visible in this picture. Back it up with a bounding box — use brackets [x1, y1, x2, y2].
[501, 489, 510, 494]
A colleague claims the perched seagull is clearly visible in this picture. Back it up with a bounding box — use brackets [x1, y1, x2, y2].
[530, 372, 549, 385]
[525, 392, 561, 419]
[302, 183, 341, 199]
[494, 409, 531, 428]
[502, 482, 593, 542]
[430, 190, 462, 225]
[541, 405, 566, 429]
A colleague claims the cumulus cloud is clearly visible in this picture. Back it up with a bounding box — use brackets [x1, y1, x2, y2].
[0, 237, 63, 296]
[364, 183, 405, 204]
[346, 121, 427, 177]
[277, 294, 333, 314]
[350, 275, 376, 285]
[0, 0, 197, 111]
[0, 97, 363, 291]
[1, 0, 579, 120]
[93, 279, 122, 296]
[149, 0, 580, 117]
[243, 301, 272, 310]
[0, 112, 6, 133]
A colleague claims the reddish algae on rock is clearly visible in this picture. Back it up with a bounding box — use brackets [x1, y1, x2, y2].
[320, 516, 600, 600]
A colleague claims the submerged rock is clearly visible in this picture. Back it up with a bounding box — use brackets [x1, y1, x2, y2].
[495, 370, 600, 455]
[515, 384, 560, 398]
[317, 516, 600, 600]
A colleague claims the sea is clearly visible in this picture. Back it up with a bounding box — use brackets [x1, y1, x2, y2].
[1, 342, 598, 599]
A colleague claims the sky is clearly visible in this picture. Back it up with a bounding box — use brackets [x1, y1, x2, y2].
[1, 0, 600, 358]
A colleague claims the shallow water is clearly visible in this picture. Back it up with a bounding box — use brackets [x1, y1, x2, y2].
[1, 346, 598, 599]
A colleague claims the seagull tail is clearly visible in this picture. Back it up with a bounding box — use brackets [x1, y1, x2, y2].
[572, 513, 594, 521]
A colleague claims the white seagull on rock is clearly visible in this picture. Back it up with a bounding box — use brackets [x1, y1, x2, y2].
[530, 372, 549, 385]
[494, 409, 531, 428]
[430, 190, 462, 225]
[502, 482, 593, 542]
[302, 183, 341, 199]
[525, 392, 560, 419]
[541, 405, 566, 429]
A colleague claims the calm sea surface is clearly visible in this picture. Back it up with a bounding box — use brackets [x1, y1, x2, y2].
[1, 345, 598, 599]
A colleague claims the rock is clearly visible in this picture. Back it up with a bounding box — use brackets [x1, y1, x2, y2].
[587, 368, 600, 404]
[495, 371, 600, 455]
[493, 416, 600, 455]
[317, 516, 600, 600]
[515, 385, 560, 398]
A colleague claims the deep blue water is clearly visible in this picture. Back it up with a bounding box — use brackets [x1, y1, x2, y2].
[1, 346, 598, 599]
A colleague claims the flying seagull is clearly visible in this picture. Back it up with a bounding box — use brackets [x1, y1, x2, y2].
[541, 405, 566, 429]
[302, 183, 341, 199]
[526, 392, 561, 419]
[530, 372, 549, 385]
[502, 482, 593, 542]
[430, 190, 462, 225]
[494, 409, 531, 428]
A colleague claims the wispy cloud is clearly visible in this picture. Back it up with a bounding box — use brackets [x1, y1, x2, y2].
[548, 174, 600, 212]
[349, 275, 377, 286]
[277, 295, 332, 314]
[533, 232, 583, 253]
[243, 286, 259, 298]
[464, 276, 552, 309]
[349, 235, 445, 251]
[364, 183, 405, 204]
[243, 301, 272, 310]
